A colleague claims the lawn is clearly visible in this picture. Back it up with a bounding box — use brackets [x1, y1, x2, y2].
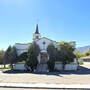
[0, 64, 11, 71]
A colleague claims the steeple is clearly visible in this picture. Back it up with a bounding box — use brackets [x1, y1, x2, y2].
[35, 24, 39, 34]
[33, 24, 41, 40]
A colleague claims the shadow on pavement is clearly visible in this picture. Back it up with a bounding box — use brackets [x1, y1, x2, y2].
[2, 66, 90, 76]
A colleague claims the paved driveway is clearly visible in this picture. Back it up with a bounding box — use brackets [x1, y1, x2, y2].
[0, 64, 90, 85]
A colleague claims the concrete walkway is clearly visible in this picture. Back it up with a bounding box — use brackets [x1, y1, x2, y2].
[0, 83, 90, 89]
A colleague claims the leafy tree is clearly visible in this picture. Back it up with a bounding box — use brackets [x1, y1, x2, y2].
[57, 42, 76, 70]
[75, 50, 85, 65]
[47, 43, 57, 72]
[75, 50, 85, 59]
[26, 41, 40, 72]
[85, 50, 90, 56]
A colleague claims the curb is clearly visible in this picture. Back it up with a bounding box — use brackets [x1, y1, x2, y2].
[0, 83, 90, 89]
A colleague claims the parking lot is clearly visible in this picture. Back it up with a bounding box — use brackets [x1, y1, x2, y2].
[0, 63, 90, 85]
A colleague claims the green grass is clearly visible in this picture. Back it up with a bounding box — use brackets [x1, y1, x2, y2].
[0, 64, 11, 71]
[2, 68, 11, 72]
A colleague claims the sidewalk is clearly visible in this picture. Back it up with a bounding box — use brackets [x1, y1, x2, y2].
[0, 83, 90, 89]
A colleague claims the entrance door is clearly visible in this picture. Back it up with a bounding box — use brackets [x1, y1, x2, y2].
[40, 52, 48, 64]
[36, 52, 48, 72]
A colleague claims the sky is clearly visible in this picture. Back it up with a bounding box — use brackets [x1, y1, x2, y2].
[0, 0, 90, 50]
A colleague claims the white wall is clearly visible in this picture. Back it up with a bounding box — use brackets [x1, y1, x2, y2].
[36, 37, 57, 50]
[55, 62, 78, 71]
[64, 64, 78, 70]
[14, 62, 78, 71]
[55, 63, 63, 71]
[14, 63, 26, 70]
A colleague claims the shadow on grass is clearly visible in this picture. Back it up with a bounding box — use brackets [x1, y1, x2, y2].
[2, 66, 90, 76]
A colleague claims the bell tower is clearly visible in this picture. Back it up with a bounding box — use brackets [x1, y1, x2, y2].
[33, 24, 41, 40]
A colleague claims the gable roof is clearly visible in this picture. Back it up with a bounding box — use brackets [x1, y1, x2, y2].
[36, 37, 58, 43]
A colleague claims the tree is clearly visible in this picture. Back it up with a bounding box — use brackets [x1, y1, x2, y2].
[10, 46, 17, 69]
[17, 52, 27, 62]
[75, 50, 85, 65]
[0, 50, 5, 64]
[85, 50, 90, 56]
[4, 46, 17, 69]
[57, 42, 76, 70]
[26, 41, 40, 72]
[47, 43, 57, 72]
[75, 50, 85, 59]
[3, 46, 12, 68]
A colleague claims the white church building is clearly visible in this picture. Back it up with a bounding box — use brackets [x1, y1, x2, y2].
[14, 25, 78, 72]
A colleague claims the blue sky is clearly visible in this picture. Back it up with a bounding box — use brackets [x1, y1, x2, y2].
[0, 0, 90, 50]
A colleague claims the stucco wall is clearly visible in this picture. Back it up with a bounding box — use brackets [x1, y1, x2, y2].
[36, 38, 57, 50]
[14, 63, 26, 70]
[14, 63, 78, 71]
[55, 62, 78, 71]
[55, 63, 63, 70]
[64, 64, 78, 70]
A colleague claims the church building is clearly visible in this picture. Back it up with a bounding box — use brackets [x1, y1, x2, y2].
[14, 25, 78, 72]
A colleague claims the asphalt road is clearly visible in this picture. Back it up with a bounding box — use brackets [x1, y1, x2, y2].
[0, 88, 86, 90]
[0, 88, 56, 90]
[0, 88, 63, 90]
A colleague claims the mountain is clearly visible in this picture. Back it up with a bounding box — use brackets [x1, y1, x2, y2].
[77, 45, 90, 53]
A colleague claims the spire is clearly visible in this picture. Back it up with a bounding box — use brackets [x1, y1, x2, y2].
[35, 24, 39, 34]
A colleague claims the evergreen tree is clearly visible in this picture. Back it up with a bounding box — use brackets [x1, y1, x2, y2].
[4, 46, 12, 68]
[4, 46, 17, 69]
[47, 43, 57, 72]
[0, 50, 5, 64]
[17, 52, 27, 62]
[10, 46, 17, 69]
[26, 41, 40, 72]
